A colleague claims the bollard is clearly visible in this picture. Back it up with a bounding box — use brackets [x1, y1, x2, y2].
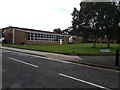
[115, 50, 119, 66]
[72, 48, 75, 55]
[72, 51, 74, 54]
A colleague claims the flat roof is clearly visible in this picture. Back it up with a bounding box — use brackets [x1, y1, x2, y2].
[2, 26, 79, 37]
[3, 26, 68, 35]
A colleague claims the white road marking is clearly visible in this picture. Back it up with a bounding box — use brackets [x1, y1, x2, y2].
[3, 50, 12, 53]
[9, 57, 38, 68]
[4, 50, 120, 72]
[59, 73, 111, 90]
[4, 50, 72, 64]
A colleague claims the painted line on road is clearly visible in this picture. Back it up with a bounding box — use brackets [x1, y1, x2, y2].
[4, 50, 72, 64]
[59, 73, 111, 90]
[4, 50, 120, 72]
[9, 57, 38, 68]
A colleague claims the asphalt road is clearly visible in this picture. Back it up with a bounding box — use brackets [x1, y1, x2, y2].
[2, 49, 120, 89]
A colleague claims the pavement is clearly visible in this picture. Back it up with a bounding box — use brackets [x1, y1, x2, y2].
[79, 56, 120, 70]
[2, 46, 120, 71]
[1, 47, 81, 61]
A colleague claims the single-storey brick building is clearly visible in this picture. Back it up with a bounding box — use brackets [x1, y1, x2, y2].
[2, 26, 82, 45]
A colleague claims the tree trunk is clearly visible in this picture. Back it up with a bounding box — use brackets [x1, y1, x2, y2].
[107, 35, 110, 48]
[107, 38, 110, 48]
[92, 39, 97, 48]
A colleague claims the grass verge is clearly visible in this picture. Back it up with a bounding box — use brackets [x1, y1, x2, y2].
[2, 43, 120, 55]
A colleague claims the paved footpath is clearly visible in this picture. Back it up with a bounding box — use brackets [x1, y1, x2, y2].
[2, 47, 82, 61]
[79, 55, 120, 70]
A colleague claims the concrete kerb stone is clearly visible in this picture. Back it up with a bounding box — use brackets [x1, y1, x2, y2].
[2, 47, 82, 62]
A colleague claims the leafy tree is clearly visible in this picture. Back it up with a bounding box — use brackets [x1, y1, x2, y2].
[71, 7, 80, 36]
[99, 2, 120, 48]
[53, 28, 62, 34]
[71, 1, 120, 48]
[79, 2, 105, 48]
[62, 26, 72, 34]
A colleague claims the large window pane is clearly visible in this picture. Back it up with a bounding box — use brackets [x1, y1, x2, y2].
[27, 33, 30, 40]
[31, 33, 33, 40]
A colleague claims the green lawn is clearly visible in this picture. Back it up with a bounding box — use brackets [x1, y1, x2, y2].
[2, 43, 120, 55]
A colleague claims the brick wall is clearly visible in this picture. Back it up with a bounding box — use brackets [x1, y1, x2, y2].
[14, 29, 27, 44]
[4, 27, 13, 44]
[63, 36, 69, 44]
[3, 27, 82, 45]
[75, 37, 82, 44]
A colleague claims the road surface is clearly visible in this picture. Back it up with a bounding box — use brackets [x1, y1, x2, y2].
[2, 49, 120, 89]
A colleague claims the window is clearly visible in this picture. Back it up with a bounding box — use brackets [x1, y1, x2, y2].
[62, 36, 64, 41]
[41, 34, 43, 38]
[27, 33, 30, 40]
[31, 33, 33, 40]
[27, 32, 64, 42]
[43, 34, 46, 38]
[35, 33, 37, 40]
[38, 34, 41, 40]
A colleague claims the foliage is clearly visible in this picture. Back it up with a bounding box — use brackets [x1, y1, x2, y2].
[71, 1, 120, 48]
[53, 28, 62, 34]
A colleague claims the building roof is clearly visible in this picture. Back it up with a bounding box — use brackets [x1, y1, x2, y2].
[2, 26, 68, 36]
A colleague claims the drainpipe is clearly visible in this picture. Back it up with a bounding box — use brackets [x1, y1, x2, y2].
[12, 28, 15, 44]
[30, 33, 31, 41]
[30, 32, 31, 45]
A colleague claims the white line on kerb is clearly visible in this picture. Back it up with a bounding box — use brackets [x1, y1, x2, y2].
[59, 73, 111, 90]
[9, 57, 38, 68]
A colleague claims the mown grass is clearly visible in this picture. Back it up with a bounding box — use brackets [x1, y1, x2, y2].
[2, 43, 120, 55]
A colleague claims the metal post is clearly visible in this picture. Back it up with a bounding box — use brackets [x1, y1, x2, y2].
[30, 33, 31, 41]
[115, 50, 119, 66]
[72, 48, 75, 55]
[12, 28, 15, 44]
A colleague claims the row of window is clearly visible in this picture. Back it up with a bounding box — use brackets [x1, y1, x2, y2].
[27, 33, 64, 41]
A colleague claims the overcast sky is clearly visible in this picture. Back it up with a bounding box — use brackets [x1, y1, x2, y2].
[0, 0, 81, 31]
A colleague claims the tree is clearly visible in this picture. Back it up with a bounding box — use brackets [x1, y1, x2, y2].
[99, 2, 120, 48]
[53, 28, 62, 34]
[79, 2, 105, 48]
[71, 7, 80, 36]
[71, 1, 120, 48]
[62, 26, 72, 34]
